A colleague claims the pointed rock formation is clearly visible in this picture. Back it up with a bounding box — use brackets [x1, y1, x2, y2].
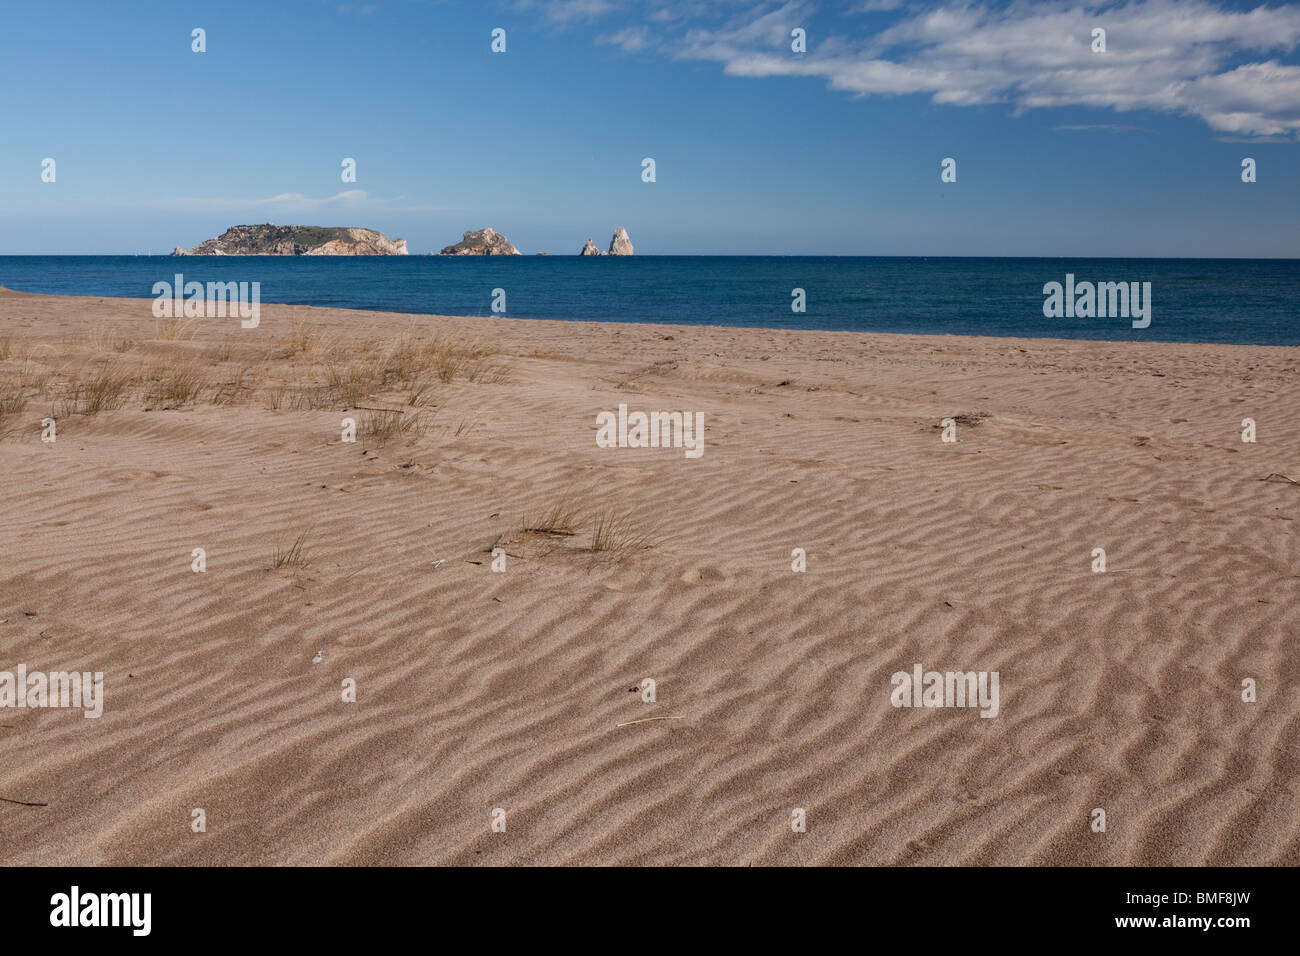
[607, 227, 634, 256]
[580, 239, 601, 256]
[438, 228, 521, 256]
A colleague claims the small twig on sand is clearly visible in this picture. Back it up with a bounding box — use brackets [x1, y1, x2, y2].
[0, 796, 48, 807]
[1261, 473, 1299, 485]
[616, 716, 686, 728]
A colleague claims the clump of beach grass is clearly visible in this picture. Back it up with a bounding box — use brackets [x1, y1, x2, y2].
[521, 500, 580, 538]
[209, 366, 253, 406]
[0, 383, 25, 417]
[54, 363, 132, 416]
[589, 509, 652, 556]
[362, 407, 427, 443]
[210, 337, 235, 363]
[281, 321, 321, 357]
[0, 380, 26, 438]
[157, 317, 199, 342]
[406, 382, 436, 407]
[272, 529, 313, 571]
[18, 358, 52, 392]
[83, 323, 129, 354]
[79, 364, 134, 414]
[465, 359, 512, 384]
[450, 416, 477, 438]
[330, 364, 376, 408]
[146, 363, 204, 408]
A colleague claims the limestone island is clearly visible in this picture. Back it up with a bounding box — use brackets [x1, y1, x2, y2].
[436, 228, 521, 256]
[173, 224, 409, 256]
[580, 228, 635, 256]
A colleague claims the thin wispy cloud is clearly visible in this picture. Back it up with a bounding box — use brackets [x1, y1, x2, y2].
[598, 26, 655, 52]
[163, 191, 446, 213]
[581, 0, 1300, 139]
[1054, 123, 1154, 132]
[167, 190, 369, 210]
[516, 0, 616, 25]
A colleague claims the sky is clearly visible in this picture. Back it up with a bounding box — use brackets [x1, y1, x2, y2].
[0, 0, 1297, 256]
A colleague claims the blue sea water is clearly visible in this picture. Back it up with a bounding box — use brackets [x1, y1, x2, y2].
[1, 255, 1296, 346]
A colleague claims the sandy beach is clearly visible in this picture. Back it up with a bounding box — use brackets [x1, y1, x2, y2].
[0, 285, 1296, 866]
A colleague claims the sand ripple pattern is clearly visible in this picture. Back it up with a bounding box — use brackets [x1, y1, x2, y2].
[0, 294, 1296, 864]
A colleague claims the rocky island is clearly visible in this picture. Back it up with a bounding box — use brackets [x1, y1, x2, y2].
[437, 228, 521, 256]
[174, 224, 409, 256]
[579, 229, 635, 256]
[607, 227, 634, 256]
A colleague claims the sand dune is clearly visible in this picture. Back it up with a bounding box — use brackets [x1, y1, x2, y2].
[1, 287, 1297, 865]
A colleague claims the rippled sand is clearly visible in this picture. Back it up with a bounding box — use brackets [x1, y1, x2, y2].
[1, 286, 1296, 864]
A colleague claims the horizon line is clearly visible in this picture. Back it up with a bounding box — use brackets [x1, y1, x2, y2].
[3, 253, 1300, 261]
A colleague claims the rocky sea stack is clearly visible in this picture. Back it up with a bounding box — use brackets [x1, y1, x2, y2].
[438, 228, 521, 256]
[580, 239, 600, 256]
[607, 227, 634, 256]
[175, 224, 408, 256]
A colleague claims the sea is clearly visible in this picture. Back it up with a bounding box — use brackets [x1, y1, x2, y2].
[1, 256, 1296, 346]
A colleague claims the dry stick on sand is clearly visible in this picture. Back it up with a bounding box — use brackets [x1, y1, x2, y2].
[0, 795, 48, 807]
[616, 716, 687, 728]
[1260, 473, 1300, 485]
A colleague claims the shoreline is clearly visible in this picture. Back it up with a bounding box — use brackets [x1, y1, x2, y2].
[3, 286, 1298, 352]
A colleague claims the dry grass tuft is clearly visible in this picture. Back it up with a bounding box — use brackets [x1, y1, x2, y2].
[18, 359, 51, 392]
[210, 338, 235, 363]
[79, 364, 133, 414]
[146, 363, 204, 408]
[465, 359, 512, 384]
[406, 382, 437, 407]
[282, 321, 320, 356]
[83, 323, 130, 354]
[158, 317, 200, 342]
[53, 363, 132, 416]
[326, 360, 375, 407]
[0, 380, 26, 438]
[272, 529, 313, 571]
[589, 510, 653, 556]
[209, 366, 253, 406]
[362, 408, 427, 443]
[521, 500, 580, 538]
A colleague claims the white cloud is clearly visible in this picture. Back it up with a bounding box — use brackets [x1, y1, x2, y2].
[517, 0, 616, 25]
[599, 26, 655, 52]
[621, 0, 1300, 138]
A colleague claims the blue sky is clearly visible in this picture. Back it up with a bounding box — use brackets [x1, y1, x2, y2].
[1, 0, 1297, 255]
